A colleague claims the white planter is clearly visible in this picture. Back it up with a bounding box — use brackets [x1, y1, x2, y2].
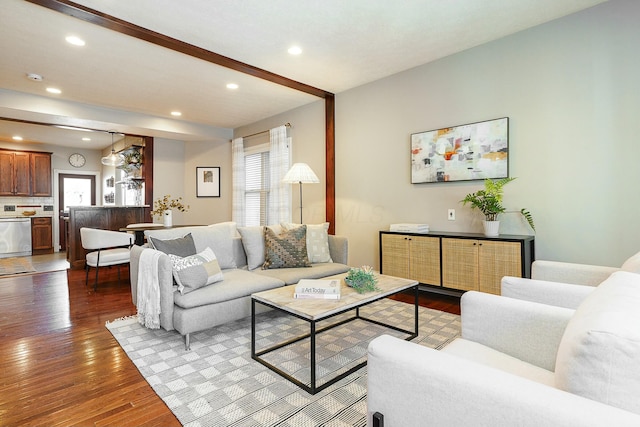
[482, 220, 500, 237]
[163, 210, 173, 227]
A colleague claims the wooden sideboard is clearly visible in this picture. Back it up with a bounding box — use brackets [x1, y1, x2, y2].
[67, 206, 148, 269]
[380, 231, 535, 295]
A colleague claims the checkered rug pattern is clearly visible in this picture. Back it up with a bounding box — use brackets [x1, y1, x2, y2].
[107, 298, 460, 427]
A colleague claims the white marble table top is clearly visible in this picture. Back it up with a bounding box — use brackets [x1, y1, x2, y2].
[252, 273, 418, 321]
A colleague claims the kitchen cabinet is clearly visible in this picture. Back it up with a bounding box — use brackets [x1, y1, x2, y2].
[31, 152, 52, 196]
[380, 231, 534, 295]
[0, 149, 52, 196]
[31, 217, 53, 255]
[0, 151, 30, 196]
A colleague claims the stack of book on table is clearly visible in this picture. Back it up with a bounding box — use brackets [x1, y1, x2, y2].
[389, 223, 430, 233]
[294, 279, 341, 300]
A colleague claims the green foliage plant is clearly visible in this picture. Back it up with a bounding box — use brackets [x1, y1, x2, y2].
[461, 178, 535, 231]
[345, 266, 379, 294]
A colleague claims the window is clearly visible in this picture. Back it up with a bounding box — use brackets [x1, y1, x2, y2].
[244, 146, 270, 226]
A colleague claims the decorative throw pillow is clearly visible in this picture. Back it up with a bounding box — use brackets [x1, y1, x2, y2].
[168, 247, 224, 294]
[238, 226, 265, 270]
[263, 225, 311, 269]
[282, 222, 333, 263]
[148, 233, 197, 257]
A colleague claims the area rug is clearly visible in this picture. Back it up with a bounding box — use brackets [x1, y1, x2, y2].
[107, 298, 460, 427]
[0, 256, 36, 276]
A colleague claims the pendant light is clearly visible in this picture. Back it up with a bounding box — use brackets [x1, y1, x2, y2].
[101, 131, 124, 166]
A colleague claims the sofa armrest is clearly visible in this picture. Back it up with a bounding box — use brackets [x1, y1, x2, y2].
[328, 235, 348, 265]
[367, 335, 640, 427]
[532, 260, 618, 286]
[129, 245, 176, 331]
[461, 291, 573, 371]
[501, 276, 595, 309]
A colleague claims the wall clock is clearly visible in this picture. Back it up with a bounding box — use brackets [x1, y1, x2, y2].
[69, 153, 86, 168]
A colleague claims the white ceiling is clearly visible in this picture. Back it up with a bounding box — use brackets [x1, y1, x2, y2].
[0, 0, 607, 149]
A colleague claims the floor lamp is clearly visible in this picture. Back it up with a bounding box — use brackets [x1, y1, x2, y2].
[282, 163, 319, 223]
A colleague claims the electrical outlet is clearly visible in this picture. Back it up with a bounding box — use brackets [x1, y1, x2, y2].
[448, 209, 455, 221]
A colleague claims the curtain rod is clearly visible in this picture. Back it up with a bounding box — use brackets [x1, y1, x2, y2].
[235, 122, 291, 140]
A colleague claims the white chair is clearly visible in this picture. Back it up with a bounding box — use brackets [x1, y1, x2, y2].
[500, 251, 640, 309]
[80, 227, 133, 291]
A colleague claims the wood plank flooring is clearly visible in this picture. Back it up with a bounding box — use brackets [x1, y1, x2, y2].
[0, 259, 460, 426]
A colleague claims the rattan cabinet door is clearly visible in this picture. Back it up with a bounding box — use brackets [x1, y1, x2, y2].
[381, 233, 410, 279]
[409, 235, 441, 285]
[441, 238, 479, 291]
[478, 240, 522, 295]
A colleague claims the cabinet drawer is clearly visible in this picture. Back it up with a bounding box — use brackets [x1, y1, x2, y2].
[32, 217, 51, 225]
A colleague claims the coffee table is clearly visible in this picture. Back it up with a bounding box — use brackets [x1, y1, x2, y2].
[251, 273, 419, 394]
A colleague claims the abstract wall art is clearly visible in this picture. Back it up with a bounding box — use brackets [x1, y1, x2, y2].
[411, 117, 509, 183]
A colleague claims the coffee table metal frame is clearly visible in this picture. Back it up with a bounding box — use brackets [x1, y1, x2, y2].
[251, 282, 418, 395]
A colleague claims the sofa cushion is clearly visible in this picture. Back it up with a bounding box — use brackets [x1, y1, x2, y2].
[555, 271, 640, 414]
[148, 232, 197, 257]
[146, 222, 238, 269]
[173, 269, 284, 309]
[254, 262, 350, 285]
[621, 251, 640, 274]
[282, 222, 333, 263]
[238, 224, 282, 270]
[263, 225, 310, 269]
[168, 247, 224, 294]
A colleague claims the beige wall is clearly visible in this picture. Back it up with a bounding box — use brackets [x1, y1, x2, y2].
[234, 0, 640, 268]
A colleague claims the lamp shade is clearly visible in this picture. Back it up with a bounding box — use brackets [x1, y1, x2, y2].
[282, 163, 319, 184]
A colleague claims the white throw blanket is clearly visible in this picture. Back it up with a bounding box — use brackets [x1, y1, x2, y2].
[137, 248, 163, 329]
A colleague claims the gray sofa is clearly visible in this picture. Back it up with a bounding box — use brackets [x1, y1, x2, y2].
[130, 223, 349, 349]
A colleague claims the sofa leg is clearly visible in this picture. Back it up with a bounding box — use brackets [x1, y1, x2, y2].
[184, 333, 190, 351]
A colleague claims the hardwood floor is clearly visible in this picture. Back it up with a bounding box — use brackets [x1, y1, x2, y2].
[0, 261, 460, 426]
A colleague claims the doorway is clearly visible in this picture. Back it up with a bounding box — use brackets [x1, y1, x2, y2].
[58, 174, 96, 252]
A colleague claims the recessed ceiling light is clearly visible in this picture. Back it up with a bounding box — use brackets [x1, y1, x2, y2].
[12, 136, 23, 141]
[226, 83, 239, 90]
[82, 137, 91, 141]
[171, 111, 182, 117]
[66, 35, 85, 46]
[288, 46, 302, 55]
[46, 87, 61, 94]
[26, 73, 43, 82]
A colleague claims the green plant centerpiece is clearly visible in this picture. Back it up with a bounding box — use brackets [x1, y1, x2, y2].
[461, 177, 535, 233]
[345, 265, 379, 294]
[150, 195, 190, 220]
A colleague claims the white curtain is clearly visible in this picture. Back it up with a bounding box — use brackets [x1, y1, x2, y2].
[268, 125, 291, 224]
[231, 137, 245, 225]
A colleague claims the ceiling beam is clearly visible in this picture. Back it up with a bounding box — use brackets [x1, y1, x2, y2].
[25, 0, 337, 232]
[25, 0, 333, 99]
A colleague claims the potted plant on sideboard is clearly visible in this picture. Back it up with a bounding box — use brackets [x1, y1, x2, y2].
[461, 177, 535, 237]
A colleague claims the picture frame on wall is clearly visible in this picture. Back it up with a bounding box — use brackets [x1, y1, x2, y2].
[196, 166, 220, 197]
[411, 117, 509, 184]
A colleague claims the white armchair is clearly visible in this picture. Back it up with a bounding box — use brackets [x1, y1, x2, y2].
[531, 250, 640, 286]
[500, 250, 640, 310]
[80, 227, 133, 291]
[367, 271, 640, 427]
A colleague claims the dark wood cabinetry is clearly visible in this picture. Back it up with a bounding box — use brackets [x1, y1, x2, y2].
[31, 217, 53, 255]
[31, 152, 52, 196]
[67, 206, 146, 269]
[0, 149, 52, 196]
[380, 231, 535, 295]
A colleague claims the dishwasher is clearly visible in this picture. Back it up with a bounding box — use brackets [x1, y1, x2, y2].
[0, 218, 32, 258]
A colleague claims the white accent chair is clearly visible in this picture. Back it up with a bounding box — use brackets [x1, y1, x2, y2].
[80, 227, 133, 291]
[367, 271, 640, 427]
[500, 251, 640, 309]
